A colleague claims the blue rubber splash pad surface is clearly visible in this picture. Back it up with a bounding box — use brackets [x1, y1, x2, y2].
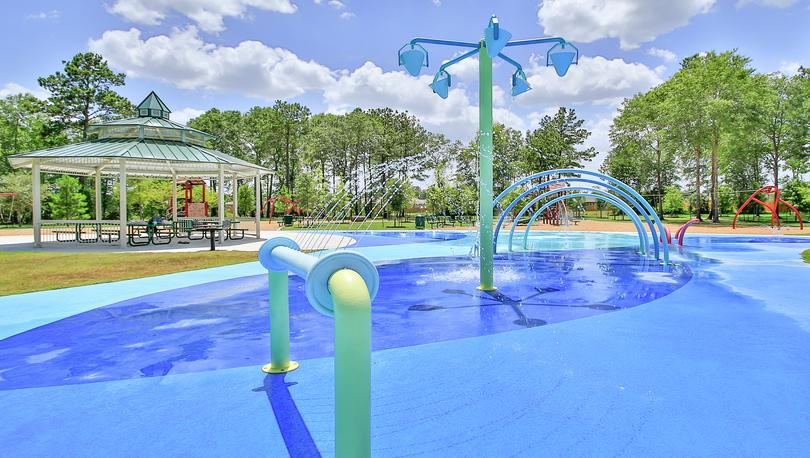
[0, 247, 690, 390]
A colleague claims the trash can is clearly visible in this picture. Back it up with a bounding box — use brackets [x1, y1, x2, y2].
[415, 215, 425, 230]
[283, 215, 294, 227]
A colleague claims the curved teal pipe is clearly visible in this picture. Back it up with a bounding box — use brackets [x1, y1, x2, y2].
[493, 177, 658, 258]
[508, 188, 649, 254]
[494, 170, 669, 264]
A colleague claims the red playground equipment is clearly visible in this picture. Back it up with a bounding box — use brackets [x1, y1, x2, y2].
[673, 218, 700, 246]
[263, 195, 301, 219]
[732, 186, 803, 230]
[169, 179, 209, 218]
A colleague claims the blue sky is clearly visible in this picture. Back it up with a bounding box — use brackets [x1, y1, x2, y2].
[1, 0, 808, 168]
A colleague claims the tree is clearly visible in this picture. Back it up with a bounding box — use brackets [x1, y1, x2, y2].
[48, 175, 90, 219]
[749, 73, 810, 189]
[293, 170, 325, 213]
[0, 94, 66, 173]
[237, 184, 256, 217]
[38, 52, 133, 140]
[524, 107, 596, 172]
[0, 171, 39, 224]
[188, 109, 247, 161]
[668, 51, 756, 222]
[603, 87, 677, 215]
[662, 186, 686, 216]
[128, 178, 170, 220]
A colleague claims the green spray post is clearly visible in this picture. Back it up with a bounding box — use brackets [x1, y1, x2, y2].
[258, 237, 379, 458]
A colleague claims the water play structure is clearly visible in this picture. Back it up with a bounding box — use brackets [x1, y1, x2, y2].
[399, 14, 579, 290]
[492, 169, 670, 264]
[259, 237, 378, 458]
[732, 185, 804, 230]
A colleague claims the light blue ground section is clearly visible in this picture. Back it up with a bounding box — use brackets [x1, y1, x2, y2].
[1, 232, 809, 456]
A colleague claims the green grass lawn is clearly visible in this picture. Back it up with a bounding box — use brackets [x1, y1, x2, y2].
[0, 251, 257, 296]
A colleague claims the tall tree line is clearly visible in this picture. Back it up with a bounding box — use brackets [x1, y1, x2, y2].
[602, 51, 810, 221]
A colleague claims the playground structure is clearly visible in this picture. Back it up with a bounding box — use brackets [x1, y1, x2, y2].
[399, 14, 578, 290]
[493, 170, 670, 264]
[263, 195, 301, 219]
[673, 218, 700, 246]
[0, 193, 17, 224]
[169, 179, 209, 218]
[732, 185, 804, 230]
[258, 238, 378, 458]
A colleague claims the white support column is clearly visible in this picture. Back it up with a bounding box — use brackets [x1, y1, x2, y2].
[32, 159, 41, 247]
[94, 168, 102, 221]
[119, 159, 127, 247]
[218, 164, 225, 243]
[171, 172, 178, 221]
[232, 173, 239, 218]
[255, 172, 261, 239]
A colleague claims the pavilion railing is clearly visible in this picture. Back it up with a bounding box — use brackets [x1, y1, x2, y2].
[40, 220, 121, 244]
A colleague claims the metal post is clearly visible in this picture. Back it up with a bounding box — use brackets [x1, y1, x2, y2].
[262, 270, 299, 373]
[255, 172, 262, 239]
[478, 39, 495, 291]
[94, 169, 102, 221]
[171, 172, 178, 221]
[218, 164, 225, 243]
[330, 269, 372, 458]
[119, 159, 127, 247]
[32, 159, 41, 248]
[232, 173, 239, 218]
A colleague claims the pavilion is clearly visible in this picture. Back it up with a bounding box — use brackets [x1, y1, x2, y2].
[9, 92, 271, 247]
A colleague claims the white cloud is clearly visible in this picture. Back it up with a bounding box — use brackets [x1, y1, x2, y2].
[324, 62, 524, 139]
[778, 61, 802, 75]
[26, 10, 59, 20]
[517, 55, 662, 107]
[737, 0, 798, 7]
[328, 0, 346, 9]
[538, 0, 715, 49]
[171, 107, 206, 125]
[0, 82, 48, 99]
[647, 47, 677, 62]
[582, 114, 615, 171]
[340, 12, 356, 19]
[526, 107, 560, 129]
[107, 0, 297, 33]
[89, 27, 336, 100]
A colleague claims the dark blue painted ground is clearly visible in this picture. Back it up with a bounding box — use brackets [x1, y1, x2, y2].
[0, 247, 690, 391]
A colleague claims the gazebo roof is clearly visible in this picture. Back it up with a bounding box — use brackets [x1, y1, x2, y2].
[10, 92, 269, 178]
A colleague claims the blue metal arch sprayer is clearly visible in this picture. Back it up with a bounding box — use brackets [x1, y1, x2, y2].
[398, 15, 578, 290]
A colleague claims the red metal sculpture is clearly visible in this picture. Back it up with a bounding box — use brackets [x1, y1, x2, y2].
[264, 195, 302, 218]
[732, 186, 803, 230]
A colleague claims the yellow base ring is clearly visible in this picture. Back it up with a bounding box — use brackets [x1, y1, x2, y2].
[261, 361, 300, 374]
[476, 285, 498, 292]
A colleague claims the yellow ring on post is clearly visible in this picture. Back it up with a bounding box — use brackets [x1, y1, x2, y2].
[261, 360, 300, 374]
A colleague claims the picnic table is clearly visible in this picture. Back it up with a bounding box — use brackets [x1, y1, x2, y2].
[127, 221, 173, 246]
[190, 221, 225, 251]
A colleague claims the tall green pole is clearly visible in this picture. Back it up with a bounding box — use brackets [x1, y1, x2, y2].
[262, 271, 299, 373]
[478, 40, 495, 291]
[330, 268, 372, 458]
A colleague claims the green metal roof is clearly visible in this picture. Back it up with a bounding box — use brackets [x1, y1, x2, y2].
[9, 91, 266, 177]
[88, 116, 215, 140]
[137, 91, 171, 113]
[9, 138, 270, 178]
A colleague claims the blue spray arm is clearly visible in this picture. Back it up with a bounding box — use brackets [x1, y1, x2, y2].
[436, 48, 481, 78]
[505, 37, 567, 47]
[410, 38, 480, 49]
